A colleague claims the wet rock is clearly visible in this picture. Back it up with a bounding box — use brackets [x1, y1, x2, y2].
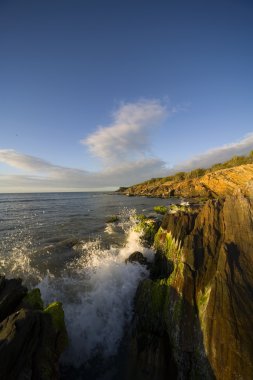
[126, 251, 148, 266]
[0, 276, 68, 380]
[0, 276, 27, 322]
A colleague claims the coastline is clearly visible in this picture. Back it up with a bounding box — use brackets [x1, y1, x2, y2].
[1, 164, 252, 379]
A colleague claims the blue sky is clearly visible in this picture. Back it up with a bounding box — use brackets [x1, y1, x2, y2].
[0, 0, 253, 192]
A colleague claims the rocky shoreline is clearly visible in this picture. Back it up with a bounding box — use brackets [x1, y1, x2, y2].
[126, 193, 253, 380]
[1, 168, 253, 379]
[119, 164, 253, 199]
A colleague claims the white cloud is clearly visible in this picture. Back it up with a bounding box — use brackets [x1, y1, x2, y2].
[0, 149, 91, 179]
[174, 133, 253, 172]
[0, 152, 167, 191]
[0, 149, 57, 172]
[0, 98, 252, 192]
[0, 99, 174, 191]
[81, 99, 168, 165]
[1, 132, 253, 192]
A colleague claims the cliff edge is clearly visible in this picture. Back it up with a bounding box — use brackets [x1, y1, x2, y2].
[128, 194, 253, 379]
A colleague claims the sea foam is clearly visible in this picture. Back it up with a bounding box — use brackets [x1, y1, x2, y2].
[38, 209, 152, 367]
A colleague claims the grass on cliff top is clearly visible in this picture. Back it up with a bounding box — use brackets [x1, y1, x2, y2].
[131, 150, 253, 188]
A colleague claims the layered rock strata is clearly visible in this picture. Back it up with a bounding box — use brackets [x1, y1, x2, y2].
[128, 195, 253, 379]
[122, 164, 253, 198]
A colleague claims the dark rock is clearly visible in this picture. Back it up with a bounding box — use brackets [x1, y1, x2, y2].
[0, 307, 66, 380]
[0, 276, 27, 323]
[0, 276, 68, 380]
[126, 251, 148, 266]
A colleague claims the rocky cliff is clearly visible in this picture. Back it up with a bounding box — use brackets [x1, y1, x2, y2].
[0, 276, 68, 380]
[122, 164, 253, 198]
[127, 194, 253, 380]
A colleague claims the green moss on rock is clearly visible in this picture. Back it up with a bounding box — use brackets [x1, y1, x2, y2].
[23, 288, 44, 310]
[135, 217, 160, 247]
[197, 286, 212, 322]
[153, 205, 167, 215]
[44, 302, 65, 331]
[44, 301, 68, 351]
[154, 228, 182, 261]
[136, 279, 167, 332]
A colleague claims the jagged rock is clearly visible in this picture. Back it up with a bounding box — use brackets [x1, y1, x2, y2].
[126, 252, 148, 266]
[129, 194, 253, 380]
[0, 277, 68, 380]
[0, 276, 27, 322]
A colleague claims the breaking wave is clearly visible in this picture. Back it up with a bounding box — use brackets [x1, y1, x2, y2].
[36, 208, 153, 367]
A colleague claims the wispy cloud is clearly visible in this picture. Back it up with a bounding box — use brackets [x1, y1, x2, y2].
[0, 153, 167, 191]
[3, 131, 253, 192]
[0, 99, 171, 191]
[0, 149, 90, 178]
[0, 99, 252, 192]
[174, 133, 253, 172]
[81, 99, 168, 165]
[0, 149, 58, 173]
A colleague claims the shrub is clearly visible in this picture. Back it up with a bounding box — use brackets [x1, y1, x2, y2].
[186, 168, 206, 179]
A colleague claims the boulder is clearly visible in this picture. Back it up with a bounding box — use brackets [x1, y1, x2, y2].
[0, 276, 27, 322]
[0, 276, 68, 380]
[126, 251, 148, 266]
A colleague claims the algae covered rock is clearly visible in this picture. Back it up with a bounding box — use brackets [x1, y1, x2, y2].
[0, 276, 68, 380]
[44, 301, 69, 355]
[22, 288, 44, 310]
[135, 215, 161, 247]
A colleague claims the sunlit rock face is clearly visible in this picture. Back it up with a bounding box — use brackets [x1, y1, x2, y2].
[123, 164, 253, 198]
[129, 195, 253, 380]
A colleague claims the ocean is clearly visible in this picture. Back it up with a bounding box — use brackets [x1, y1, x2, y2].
[0, 192, 174, 379]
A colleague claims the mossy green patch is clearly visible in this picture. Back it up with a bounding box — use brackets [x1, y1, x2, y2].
[136, 214, 147, 222]
[153, 205, 167, 215]
[169, 204, 194, 214]
[197, 287, 211, 316]
[23, 288, 44, 310]
[44, 301, 69, 351]
[44, 301, 65, 331]
[136, 279, 167, 332]
[154, 228, 182, 261]
[137, 280, 165, 313]
[134, 217, 158, 246]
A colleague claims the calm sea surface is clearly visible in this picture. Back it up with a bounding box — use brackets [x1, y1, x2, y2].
[0, 192, 175, 379]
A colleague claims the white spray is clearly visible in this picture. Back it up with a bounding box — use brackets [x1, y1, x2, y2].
[38, 209, 153, 367]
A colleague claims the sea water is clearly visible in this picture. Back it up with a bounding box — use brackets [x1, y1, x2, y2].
[0, 192, 173, 379]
